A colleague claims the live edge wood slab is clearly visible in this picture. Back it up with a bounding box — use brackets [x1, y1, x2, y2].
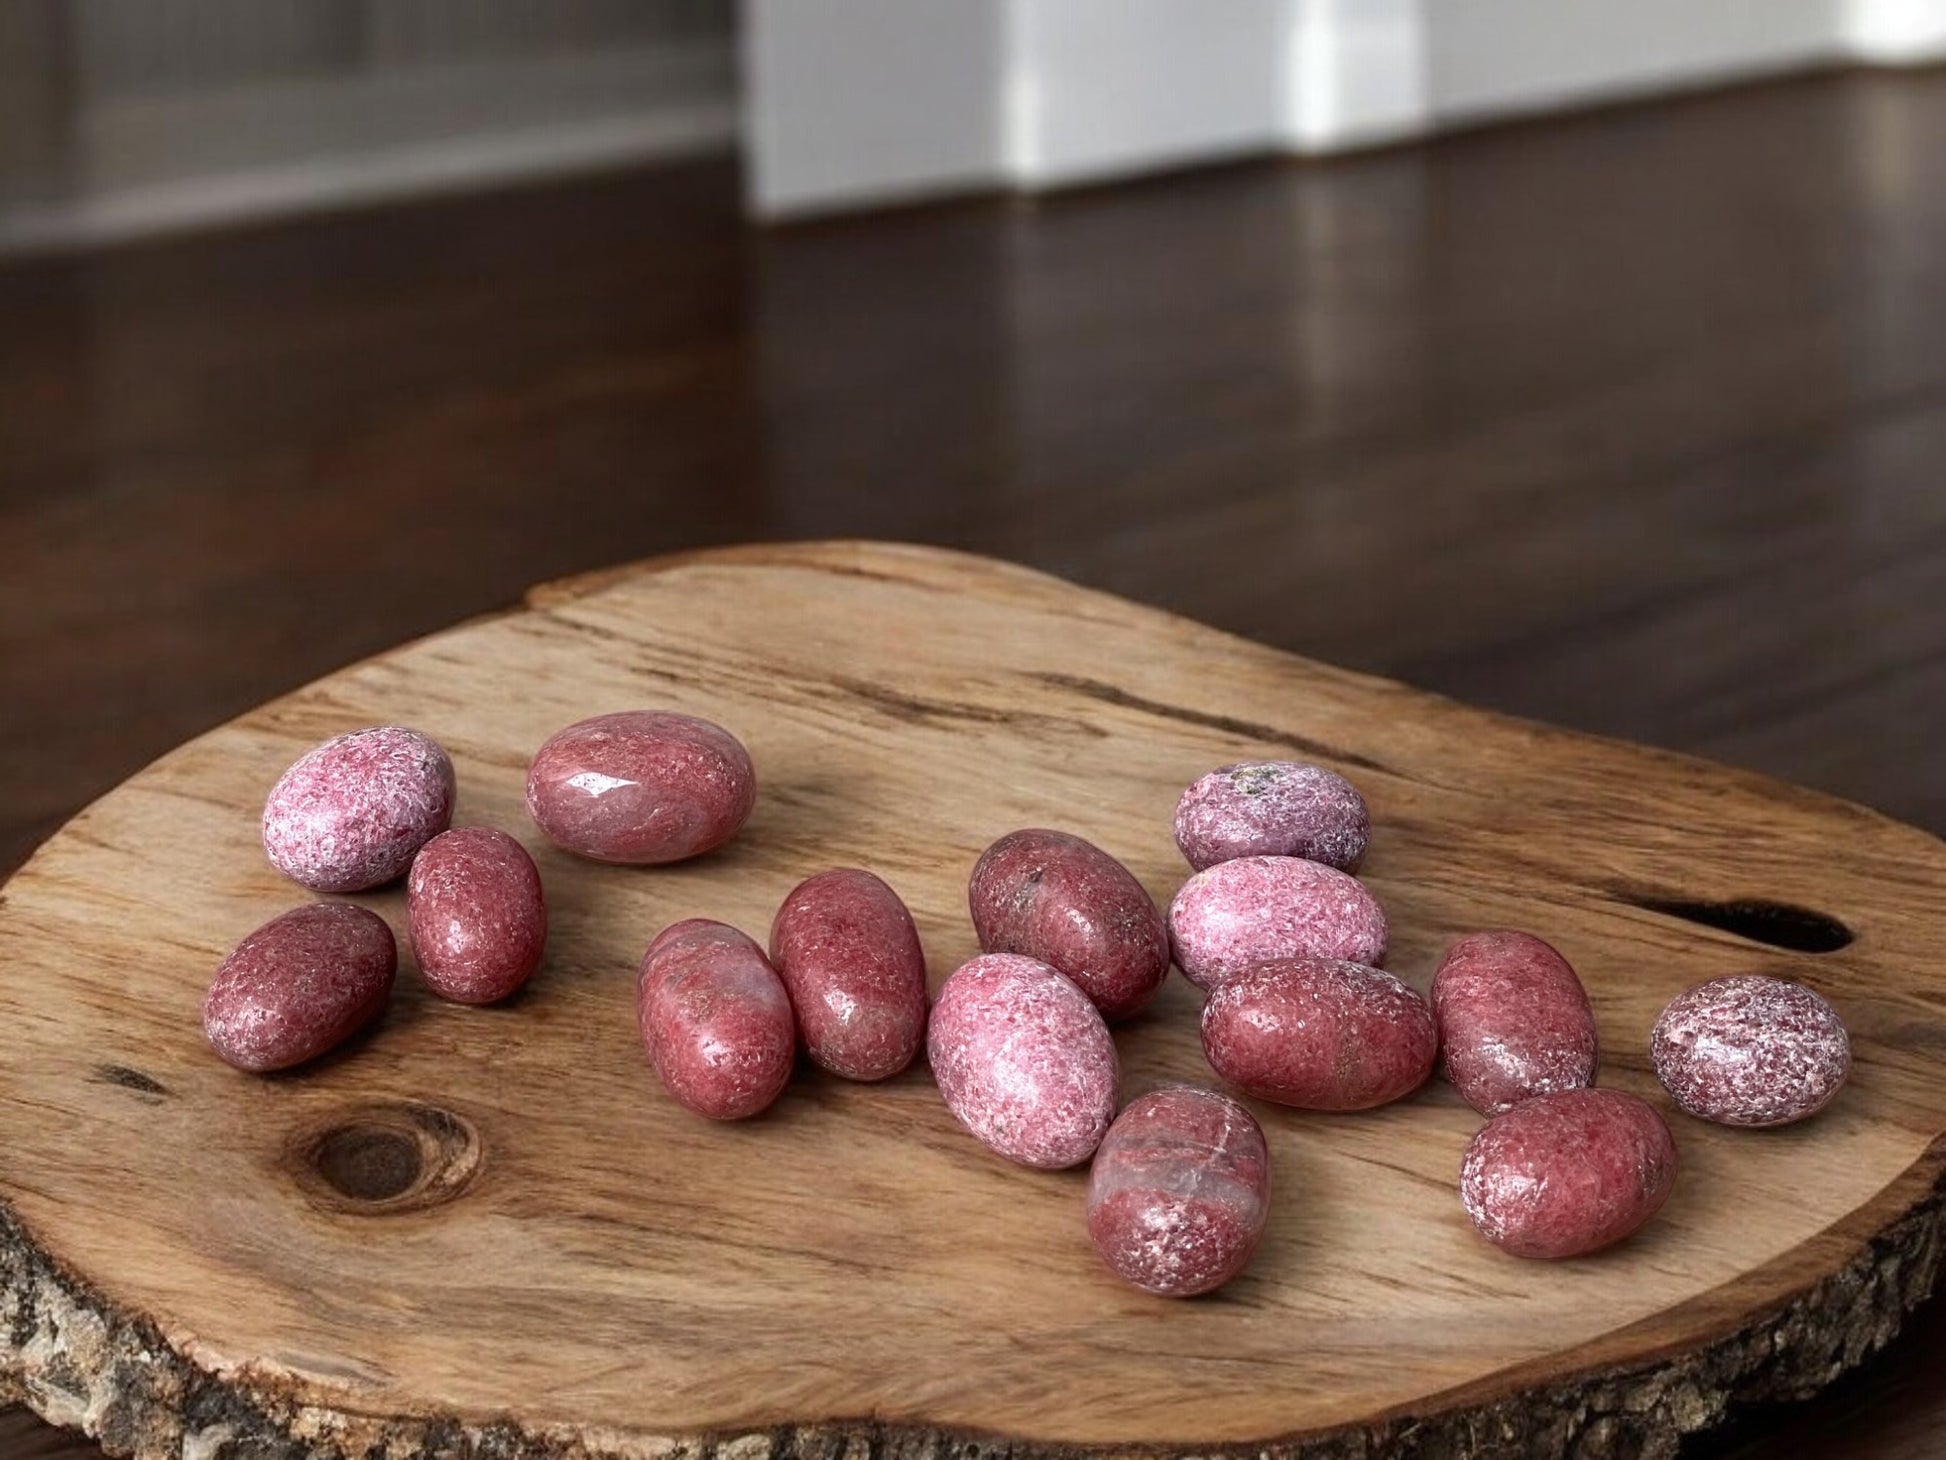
[3, 541, 1945, 1460]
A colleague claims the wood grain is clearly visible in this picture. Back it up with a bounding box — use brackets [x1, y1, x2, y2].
[2, 541, 1944, 1458]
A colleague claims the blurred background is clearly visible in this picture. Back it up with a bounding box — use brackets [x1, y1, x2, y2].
[2, 2, 1944, 1456]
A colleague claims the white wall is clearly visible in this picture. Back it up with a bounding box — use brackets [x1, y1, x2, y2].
[1847, 0, 1946, 58]
[742, 0, 1008, 215]
[1426, 0, 1837, 123]
[747, 0, 1946, 220]
[1010, 0, 1285, 185]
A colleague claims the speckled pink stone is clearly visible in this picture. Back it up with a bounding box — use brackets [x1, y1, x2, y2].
[1433, 930, 1599, 1116]
[1460, 1088, 1678, 1260]
[1200, 956, 1434, 1110]
[203, 903, 396, 1072]
[527, 711, 755, 865]
[769, 868, 928, 1081]
[967, 828, 1169, 1022]
[261, 726, 455, 893]
[638, 919, 795, 1120]
[927, 953, 1120, 1169]
[406, 827, 547, 1005]
[1168, 855, 1388, 990]
[1174, 761, 1370, 873]
[1086, 1085, 1270, 1297]
[1651, 974, 1850, 1127]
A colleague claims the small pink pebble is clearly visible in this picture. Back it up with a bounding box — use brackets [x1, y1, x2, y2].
[203, 903, 397, 1072]
[527, 711, 755, 864]
[1651, 974, 1850, 1127]
[1460, 1088, 1678, 1259]
[769, 867, 928, 1081]
[638, 919, 795, 1120]
[928, 953, 1120, 1169]
[967, 828, 1169, 1022]
[406, 827, 547, 1004]
[1174, 761, 1370, 873]
[1086, 1085, 1271, 1297]
[261, 726, 455, 892]
[1433, 930, 1599, 1116]
[1200, 956, 1435, 1111]
[1168, 855, 1388, 990]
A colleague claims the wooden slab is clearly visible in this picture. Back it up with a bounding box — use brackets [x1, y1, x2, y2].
[3, 541, 1945, 1460]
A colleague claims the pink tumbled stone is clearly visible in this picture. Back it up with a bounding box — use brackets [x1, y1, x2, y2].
[406, 827, 548, 1005]
[638, 920, 795, 1120]
[1086, 1085, 1271, 1297]
[203, 903, 397, 1072]
[928, 953, 1120, 1169]
[1201, 956, 1435, 1111]
[1651, 974, 1850, 1127]
[527, 711, 755, 864]
[1174, 761, 1370, 873]
[1168, 855, 1388, 990]
[1460, 1088, 1678, 1259]
[967, 828, 1170, 1022]
[1433, 930, 1599, 1116]
[769, 868, 928, 1082]
[261, 726, 455, 893]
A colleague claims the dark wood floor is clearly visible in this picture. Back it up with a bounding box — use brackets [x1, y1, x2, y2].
[3, 65, 1944, 1459]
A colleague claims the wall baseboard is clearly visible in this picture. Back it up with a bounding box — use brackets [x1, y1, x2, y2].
[0, 43, 737, 255]
[747, 0, 1946, 220]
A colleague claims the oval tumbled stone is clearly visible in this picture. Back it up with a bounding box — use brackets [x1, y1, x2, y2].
[203, 903, 397, 1072]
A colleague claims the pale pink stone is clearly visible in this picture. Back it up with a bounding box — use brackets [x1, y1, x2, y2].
[927, 953, 1119, 1169]
[1174, 761, 1369, 872]
[1168, 855, 1387, 989]
[262, 726, 455, 893]
[1651, 974, 1849, 1127]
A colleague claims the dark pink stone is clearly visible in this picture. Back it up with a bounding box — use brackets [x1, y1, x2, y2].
[203, 903, 397, 1072]
[526, 711, 755, 865]
[638, 919, 795, 1120]
[406, 827, 548, 1005]
[1168, 855, 1388, 990]
[927, 953, 1120, 1169]
[261, 726, 455, 893]
[967, 828, 1169, 1022]
[1173, 761, 1370, 873]
[1651, 974, 1850, 1127]
[1086, 1085, 1271, 1297]
[1200, 956, 1434, 1111]
[768, 868, 928, 1082]
[1433, 930, 1599, 1116]
[1460, 1088, 1678, 1259]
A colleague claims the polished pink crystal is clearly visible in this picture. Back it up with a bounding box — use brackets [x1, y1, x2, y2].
[1460, 1088, 1678, 1259]
[1433, 930, 1598, 1116]
[261, 726, 455, 893]
[526, 711, 755, 864]
[406, 826, 547, 1005]
[968, 828, 1169, 1022]
[769, 867, 928, 1081]
[1200, 956, 1434, 1111]
[1168, 855, 1388, 989]
[638, 919, 795, 1120]
[1086, 1085, 1271, 1297]
[1651, 974, 1849, 1127]
[927, 953, 1120, 1169]
[1173, 761, 1370, 873]
[203, 903, 397, 1072]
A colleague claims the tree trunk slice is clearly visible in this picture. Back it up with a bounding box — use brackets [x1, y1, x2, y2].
[2, 541, 1943, 1460]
